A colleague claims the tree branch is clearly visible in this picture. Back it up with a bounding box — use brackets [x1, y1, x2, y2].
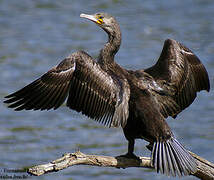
[27, 150, 214, 179]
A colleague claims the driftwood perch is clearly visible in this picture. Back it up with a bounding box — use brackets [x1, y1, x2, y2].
[28, 150, 214, 179]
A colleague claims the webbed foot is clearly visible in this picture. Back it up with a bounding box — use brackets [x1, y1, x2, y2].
[115, 152, 140, 169]
[116, 152, 140, 160]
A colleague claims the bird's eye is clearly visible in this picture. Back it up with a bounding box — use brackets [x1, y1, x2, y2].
[96, 14, 103, 20]
[96, 13, 103, 18]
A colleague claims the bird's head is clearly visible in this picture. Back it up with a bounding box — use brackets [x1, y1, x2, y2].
[80, 12, 120, 36]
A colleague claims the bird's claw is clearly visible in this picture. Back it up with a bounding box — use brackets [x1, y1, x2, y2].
[116, 152, 140, 160]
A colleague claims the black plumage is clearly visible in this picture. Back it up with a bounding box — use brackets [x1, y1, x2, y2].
[4, 12, 210, 177]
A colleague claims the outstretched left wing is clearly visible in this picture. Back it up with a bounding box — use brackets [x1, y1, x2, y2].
[4, 51, 130, 128]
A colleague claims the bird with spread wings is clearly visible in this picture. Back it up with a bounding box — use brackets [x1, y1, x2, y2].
[4, 13, 210, 177]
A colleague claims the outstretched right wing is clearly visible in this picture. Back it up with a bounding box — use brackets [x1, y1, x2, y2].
[145, 39, 210, 117]
[4, 51, 130, 128]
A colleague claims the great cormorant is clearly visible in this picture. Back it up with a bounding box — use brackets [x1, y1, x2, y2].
[4, 13, 210, 177]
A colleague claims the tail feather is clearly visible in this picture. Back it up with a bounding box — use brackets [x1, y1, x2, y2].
[173, 139, 197, 169]
[164, 143, 176, 176]
[168, 140, 188, 175]
[152, 137, 197, 177]
[172, 139, 197, 174]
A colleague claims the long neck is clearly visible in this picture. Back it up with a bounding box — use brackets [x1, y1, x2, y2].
[98, 26, 121, 65]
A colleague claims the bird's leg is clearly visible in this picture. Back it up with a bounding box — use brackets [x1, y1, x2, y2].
[127, 139, 135, 156]
[116, 139, 139, 159]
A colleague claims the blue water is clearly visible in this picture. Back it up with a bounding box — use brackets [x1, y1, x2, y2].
[1, 0, 214, 180]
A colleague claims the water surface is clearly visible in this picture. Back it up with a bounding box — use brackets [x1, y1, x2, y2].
[1, 0, 214, 180]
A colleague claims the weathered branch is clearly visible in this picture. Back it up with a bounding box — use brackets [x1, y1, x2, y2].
[28, 150, 214, 179]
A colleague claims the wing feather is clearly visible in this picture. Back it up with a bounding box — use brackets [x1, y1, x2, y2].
[145, 39, 210, 117]
[66, 51, 130, 127]
[4, 51, 130, 128]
